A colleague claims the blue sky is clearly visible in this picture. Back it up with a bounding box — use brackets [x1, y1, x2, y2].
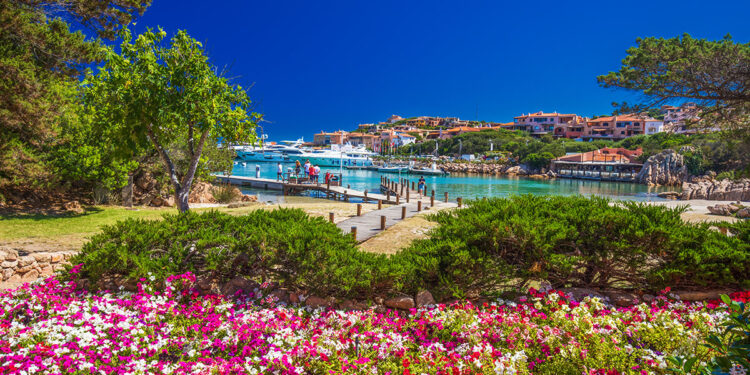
[132, 0, 750, 141]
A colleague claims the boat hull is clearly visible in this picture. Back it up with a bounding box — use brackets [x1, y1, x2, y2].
[408, 168, 447, 176]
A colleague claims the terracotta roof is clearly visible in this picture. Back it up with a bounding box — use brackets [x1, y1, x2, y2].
[588, 114, 657, 123]
[446, 126, 482, 133]
[514, 112, 576, 119]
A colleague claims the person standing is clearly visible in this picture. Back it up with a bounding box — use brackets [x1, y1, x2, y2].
[295, 160, 301, 177]
[277, 162, 284, 181]
[418, 176, 426, 198]
[304, 160, 311, 179]
[314, 165, 321, 184]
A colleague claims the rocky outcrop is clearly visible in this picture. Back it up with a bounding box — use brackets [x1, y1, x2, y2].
[681, 178, 750, 201]
[189, 181, 217, 204]
[706, 202, 744, 216]
[635, 150, 687, 186]
[0, 249, 76, 283]
[439, 162, 511, 174]
[128, 172, 256, 207]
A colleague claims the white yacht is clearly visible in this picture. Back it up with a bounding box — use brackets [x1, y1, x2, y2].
[233, 138, 305, 162]
[288, 144, 375, 167]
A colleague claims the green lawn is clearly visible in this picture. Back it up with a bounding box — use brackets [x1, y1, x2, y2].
[0, 205, 265, 242]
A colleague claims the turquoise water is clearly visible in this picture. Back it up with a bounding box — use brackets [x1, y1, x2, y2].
[229, 162, 674, 202]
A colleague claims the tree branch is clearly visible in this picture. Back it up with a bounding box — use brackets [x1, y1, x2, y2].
[145, 122, 180, 191]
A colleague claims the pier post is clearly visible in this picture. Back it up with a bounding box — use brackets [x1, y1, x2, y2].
[386, 191, 390, 201]
[396, 195, 400, 204]
[357, 204, 362, 216]
[412, 181, 415, 190]
[400, 184, 404, 196]
[351, 226, 357, 240]
[431, 190, 435, 198]
[406, 189, 409, 203]
[401, 206, 406, 219]
[364, 190, 368, 202]
[457, 197, 462, 208]
[444, 192, 449, 203]
[329, 212, 334, 223]
[430, 195, 434, 206]
[418, 200, 422, 212]
[378, 200, 382, 210]
[380, 215, 386, 230]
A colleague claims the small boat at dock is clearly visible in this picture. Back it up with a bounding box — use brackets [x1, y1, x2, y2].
[378, 165, 409, 173]
[408, 162, 448, 176]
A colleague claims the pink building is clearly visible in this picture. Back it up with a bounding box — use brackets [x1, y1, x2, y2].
[513, 111, 580, 136]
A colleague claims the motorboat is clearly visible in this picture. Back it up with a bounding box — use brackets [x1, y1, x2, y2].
[288, 144, 375, 167]
[408, 162, 448, 176]
[378, 165, 409, 173]
[233, 138, 306, 162]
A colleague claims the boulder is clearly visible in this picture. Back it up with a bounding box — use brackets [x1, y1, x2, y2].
[635, 150, 687, 186]
[21, 269, 39, 282]
[415, 290, 436, 307]
[707, 204, 735, 216]
[189, 181, 217, 204]
[305, 295, 334, 308]
[63, 201, 84, 214]
[559, 287, 604, 302]
[384, 296, 415, 310]
[657, 191, 681, 200]
[681, 178, 750, 201]
[603, 290, 639, 307]
[241, 194, 258, 202]
[737, 207, 750, 219]
[220, 276, 259, 296]
[673, 290, 733, 302]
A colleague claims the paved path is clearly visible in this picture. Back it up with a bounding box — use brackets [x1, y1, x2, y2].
[337, 200, 457, 242]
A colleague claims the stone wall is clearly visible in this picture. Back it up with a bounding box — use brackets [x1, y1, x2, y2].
[0, 249, 76, 283]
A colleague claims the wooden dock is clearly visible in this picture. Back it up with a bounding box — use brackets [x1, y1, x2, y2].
[215, 174, 400, 204]
[216, 174, 464, 243]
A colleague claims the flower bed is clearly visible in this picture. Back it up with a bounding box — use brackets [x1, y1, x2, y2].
[1, 271, 748, 374]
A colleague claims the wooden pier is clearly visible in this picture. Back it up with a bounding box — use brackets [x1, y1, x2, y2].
[215, 174, 400, 204]
[216, 174, 462, 242]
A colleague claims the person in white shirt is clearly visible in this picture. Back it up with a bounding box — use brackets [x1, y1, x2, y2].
[314, 165, 321, 183]
[277, 163, 283, 181]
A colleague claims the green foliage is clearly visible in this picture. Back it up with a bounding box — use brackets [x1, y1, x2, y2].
[0, 0, 149, 195]
[399, 195, 750, 299]
[211, 184, 242, 203]
[669, 295, 750, 374]
[598, 34, 750, 137]
[69, 209, 400, 298]
[82, 27, 261, 211]
[522, 152, 555, 170]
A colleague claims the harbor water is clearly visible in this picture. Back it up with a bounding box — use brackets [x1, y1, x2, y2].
[228, 162, 675, 203]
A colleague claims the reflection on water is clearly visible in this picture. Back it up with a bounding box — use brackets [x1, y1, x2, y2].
[229, 162, 675, 203]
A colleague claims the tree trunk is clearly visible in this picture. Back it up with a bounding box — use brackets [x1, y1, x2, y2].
[121, 173, 134, 208]
[175, 185, 190, 212]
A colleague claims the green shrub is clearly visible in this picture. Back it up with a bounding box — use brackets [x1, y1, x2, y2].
[397, 195, 750, 299]
[211, 183, 242, 203]
[69, 209, 401, 298]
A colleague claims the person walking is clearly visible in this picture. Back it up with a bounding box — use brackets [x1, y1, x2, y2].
[277, 162, 283, 181]
[295, 160, 301, 177]
[417, 176, 426, 198]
